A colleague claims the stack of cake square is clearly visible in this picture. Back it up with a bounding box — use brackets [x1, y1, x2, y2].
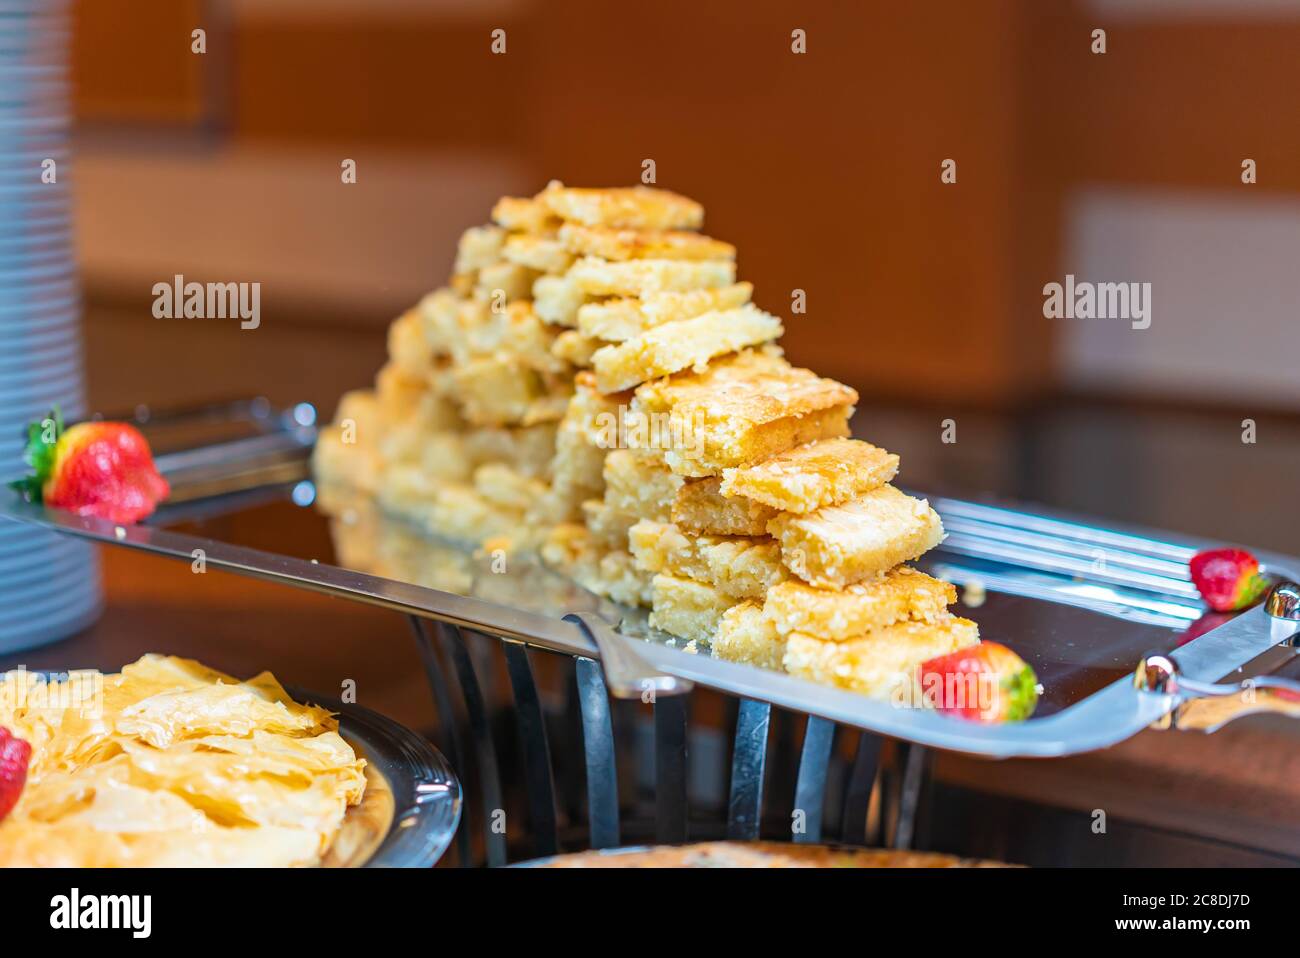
[314, 182, 980, 702]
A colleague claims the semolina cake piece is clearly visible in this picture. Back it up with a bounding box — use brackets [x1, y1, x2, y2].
[577, 283, 753, 342]
[568, 257, 737, 298]
[541, 524, 653, 607]
[672, 476, 777, 535]
[418, 287, 463, 357]
[713, 602, 786, 671]
[592, 305, 783, 392]
[462, 422, 557, 479]
[454, 224, 506, 275]
[551, 330, 602, 368]
[427, 482, 524, 546]
[473, 463, 549, 513]
[452, 357, 546, 426]
[628, 520, 787, 600]
[782, 615, 980, 701]
[502, 234, 575, 275]
[762, 567, 956, 640]
[630, 349, 858, 476]
[532, 275, 587, 327]
[720, 438, 900, 514]
[558, 223, 735, 262]
[475, 260, 539, 303]
[452, 358, 571, 427]
[602, 450, 684, 521]
[567, 371, 632, 446]
[451, 298, 567, 374]
[387, 307, 432, 377]
[768, 485, 946, 589]
[582, 499, 640, 549]
[535, 375, 626, 521]
[375, 362, 429, 428]
[383, 430, 471, 483]
[537, 181, 704, 230]
[648, 574, 738, 643]
[373, 462, 439, 518]
[312, 427, 381, 495]
[491, 195, 561, 234]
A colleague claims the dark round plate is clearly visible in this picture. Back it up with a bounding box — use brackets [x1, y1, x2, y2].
[288, 688, 462, 868]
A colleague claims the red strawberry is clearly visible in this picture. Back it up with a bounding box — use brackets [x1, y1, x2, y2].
[1189, 548, 1269, 612]
[0, 726, 31, 822]
[9, 409, 169, 524]
[918, 641, 1039, 723]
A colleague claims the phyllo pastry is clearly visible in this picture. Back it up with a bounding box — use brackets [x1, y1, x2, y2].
[0, 655, 366, 868]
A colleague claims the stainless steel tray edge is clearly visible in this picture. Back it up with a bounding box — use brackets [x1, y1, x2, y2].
[10, 497, 1296, 758]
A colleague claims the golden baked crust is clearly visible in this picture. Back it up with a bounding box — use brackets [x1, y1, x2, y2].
[713, 602, 786, 670]
[474, 260, 539, 302]
[783, 615, 980, 700]
[454, 224, 506, 275]
[418, 287, 462, 357]
[569, 256, 736, 297]
[628, 520, 787, 600]
[648, 573, 738, 642]
[768, 485, 945, 588]
[491, 195, 561, 233]
[387, 307, 432, 377]
[672, 476, 777, 535]
[502, 234, 575, 275]
[532, 275, 587, 327]
[630, 350, 858, 475]
[558, 223, 734, 261]
[720, 438, 899, 514]
[538, 181, 704, 230]
[551, 330, 601, 368]
[592, 305, 783, 393]
[577, 283, 753, 342]
[762, 567, 956, 640]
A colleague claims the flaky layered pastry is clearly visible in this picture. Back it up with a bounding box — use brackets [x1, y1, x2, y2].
[0, 655, 365, 867]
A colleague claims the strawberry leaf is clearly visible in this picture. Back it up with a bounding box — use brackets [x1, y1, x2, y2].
[7, 408, 63, 503]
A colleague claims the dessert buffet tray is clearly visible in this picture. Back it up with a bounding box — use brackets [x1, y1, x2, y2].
[5, 400, 1300, 759]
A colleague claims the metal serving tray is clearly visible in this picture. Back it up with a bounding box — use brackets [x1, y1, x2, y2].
[4, 399, 1299, 760]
